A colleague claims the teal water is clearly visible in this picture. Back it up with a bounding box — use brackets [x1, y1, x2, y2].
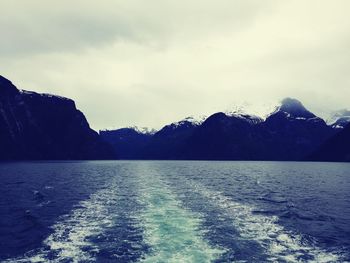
[138, 171, 224, 262]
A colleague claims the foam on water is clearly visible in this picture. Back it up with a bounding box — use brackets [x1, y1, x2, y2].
[186, 180, 345, 263]
[6, 184, 119, 263]
[137, 174, 225, 262]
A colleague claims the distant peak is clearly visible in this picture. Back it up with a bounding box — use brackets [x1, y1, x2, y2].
[182, 115, 207, 125]
[171, 115, 207, 128]
[130, 126, 157, 135]
[278, 98, 315, 118]
[280, 98, 306, 111]
[100, 126, 157, 135]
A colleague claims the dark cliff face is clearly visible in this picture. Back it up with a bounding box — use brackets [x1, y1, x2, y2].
[0, 76, 115, 160]
[309, 124, 350, 162]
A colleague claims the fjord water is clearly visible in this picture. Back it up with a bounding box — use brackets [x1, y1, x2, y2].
[0, 161, 349, 262]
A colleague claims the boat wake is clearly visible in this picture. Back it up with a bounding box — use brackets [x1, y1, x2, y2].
[136, 173, 225, 262]
[5, 183, 120, 263]
[186, 179, 346, 263]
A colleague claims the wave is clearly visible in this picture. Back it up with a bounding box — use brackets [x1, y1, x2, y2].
[5, 184, 119, 263]
[186, 180, 346, 263]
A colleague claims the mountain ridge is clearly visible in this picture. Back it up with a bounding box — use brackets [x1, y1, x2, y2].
[102, 98, 345, 161]
[0, 75, 348, 161]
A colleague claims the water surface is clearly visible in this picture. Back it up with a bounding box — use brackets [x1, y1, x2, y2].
[0, 161, 349, 262]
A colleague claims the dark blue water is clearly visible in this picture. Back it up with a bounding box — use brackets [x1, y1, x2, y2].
[0, 161, 349, 262]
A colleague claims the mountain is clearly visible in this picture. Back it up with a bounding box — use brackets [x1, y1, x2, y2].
[309, 123, 350, 162]
[100, 127, 153, 159]
[180, 98, 334, 160]
[260, 98, 335, 160]
[100, 117, 204, 159]
[276, 97, 316, 119]
[0, 75, 115, 160]
[182, 112, 263, 160]
[141, 117, 203, 159]
[103, 98, 339, 161]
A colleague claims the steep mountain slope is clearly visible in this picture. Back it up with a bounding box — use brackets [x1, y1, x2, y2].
[0, 75, 115, 160]
[309, 123, 350, 162]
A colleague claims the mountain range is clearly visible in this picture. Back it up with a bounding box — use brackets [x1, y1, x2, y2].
[0, 75, 349, 161]
[101, 99, 350, 161]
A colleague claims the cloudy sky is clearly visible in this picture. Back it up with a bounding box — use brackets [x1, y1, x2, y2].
[1, 0, 349, 130]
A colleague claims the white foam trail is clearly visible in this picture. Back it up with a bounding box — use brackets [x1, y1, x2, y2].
[137, 175, 225, 262]
[186, 180, 345, 263]
[6, 185, 118, 263]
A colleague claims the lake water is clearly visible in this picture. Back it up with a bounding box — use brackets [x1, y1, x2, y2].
[0, 161, 349, 262]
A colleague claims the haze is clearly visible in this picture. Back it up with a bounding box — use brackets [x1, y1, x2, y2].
[1, 0, 349, 130]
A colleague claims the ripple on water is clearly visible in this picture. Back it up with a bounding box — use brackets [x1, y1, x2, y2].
[5, 179, 126, 263]
[186, 179, 345, 263]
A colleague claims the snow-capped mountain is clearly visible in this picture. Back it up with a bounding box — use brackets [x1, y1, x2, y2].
[278, 98, 316, 118]
[266, 98, 326, 127]
[224, 103, 275, 123]
[100, 97, 342, 161]
[169, 116, 207, 128]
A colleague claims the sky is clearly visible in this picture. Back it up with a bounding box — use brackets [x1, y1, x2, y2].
[1, 0, 350, 130]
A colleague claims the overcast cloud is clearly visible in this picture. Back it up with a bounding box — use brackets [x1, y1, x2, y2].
[1, 0, 350, 130]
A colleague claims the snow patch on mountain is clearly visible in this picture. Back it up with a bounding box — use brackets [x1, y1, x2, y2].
[225, 110, 263, 124]
[129, 126, 158, 135]
[225, 102, 276, 122]
[170, 115, 207, 128]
